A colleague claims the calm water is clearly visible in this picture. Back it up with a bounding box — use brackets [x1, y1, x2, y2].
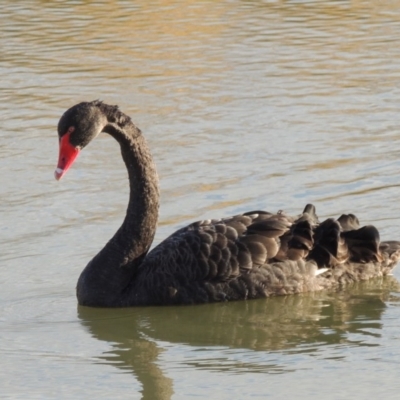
[2, 0, 400, 398]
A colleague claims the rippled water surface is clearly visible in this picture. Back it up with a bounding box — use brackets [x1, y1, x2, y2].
[2, 0, 400, 399]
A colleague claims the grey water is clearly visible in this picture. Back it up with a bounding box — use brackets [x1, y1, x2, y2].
[2, 0, 400, 398]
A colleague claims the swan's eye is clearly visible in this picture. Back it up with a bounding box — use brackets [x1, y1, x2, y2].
[66, 126, 75, 136]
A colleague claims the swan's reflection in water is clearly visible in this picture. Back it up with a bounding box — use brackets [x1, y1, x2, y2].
[78, 277, 400, 399]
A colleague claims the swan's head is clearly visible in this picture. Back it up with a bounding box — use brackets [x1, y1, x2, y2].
[55, 101, 107, 180]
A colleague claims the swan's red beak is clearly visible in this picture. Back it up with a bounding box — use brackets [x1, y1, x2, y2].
[55, 132, 80, 181]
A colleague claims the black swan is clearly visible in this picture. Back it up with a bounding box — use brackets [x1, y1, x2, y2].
[55, 101, 400, 307]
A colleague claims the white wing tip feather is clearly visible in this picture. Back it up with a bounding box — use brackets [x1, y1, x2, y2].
[315, 268, 329, 276]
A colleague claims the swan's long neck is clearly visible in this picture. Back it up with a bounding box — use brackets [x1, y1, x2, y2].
[77, 104, 160, 307]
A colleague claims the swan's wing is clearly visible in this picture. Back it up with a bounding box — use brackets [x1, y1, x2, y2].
[135, 204, 400, 305]
[134, 209, 296, 304]
[138, 207, 309, 293]
[146, 203, 389, 282]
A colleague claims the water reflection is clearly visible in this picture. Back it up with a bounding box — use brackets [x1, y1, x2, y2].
[78, 276, 400, 399]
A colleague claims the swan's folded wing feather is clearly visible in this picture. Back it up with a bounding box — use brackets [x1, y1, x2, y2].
[341, 225, 382, 263]
[135, 205, 400, 305]
[145, 211, 294, 284]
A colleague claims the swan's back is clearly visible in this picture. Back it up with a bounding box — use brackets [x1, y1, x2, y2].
[128, 204, 400, 305]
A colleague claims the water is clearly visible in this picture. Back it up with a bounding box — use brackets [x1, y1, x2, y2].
[2, 0, 400, 398]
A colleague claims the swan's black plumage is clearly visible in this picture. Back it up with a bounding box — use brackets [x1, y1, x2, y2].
[55, 101, 400, 307]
